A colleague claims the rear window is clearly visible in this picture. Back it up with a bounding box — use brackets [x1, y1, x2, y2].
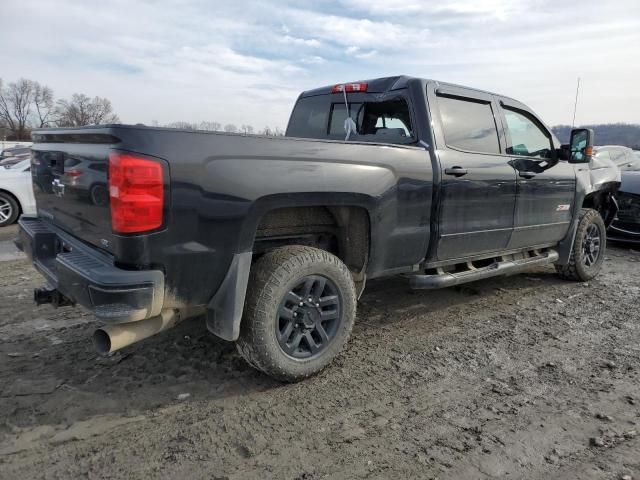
[64, 158, 82, 168]
[287, 95, 415, 144]
[2, 147, 30, 156]
[437, 95, 500, 154]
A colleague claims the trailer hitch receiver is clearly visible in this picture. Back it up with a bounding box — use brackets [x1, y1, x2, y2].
[34, 287, 75, 308]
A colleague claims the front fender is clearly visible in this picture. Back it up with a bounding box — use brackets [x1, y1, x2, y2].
[556, 162, 621, 265]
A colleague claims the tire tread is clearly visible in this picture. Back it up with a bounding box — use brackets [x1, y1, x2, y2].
[236, 245, 356, 382]
[555, 208, 606, 282]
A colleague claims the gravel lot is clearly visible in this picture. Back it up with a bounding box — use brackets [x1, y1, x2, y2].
[0, 223, 639, 479]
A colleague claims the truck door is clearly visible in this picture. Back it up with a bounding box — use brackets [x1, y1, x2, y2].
[428, 86, 517, 261]
[497, 100, 576, 249]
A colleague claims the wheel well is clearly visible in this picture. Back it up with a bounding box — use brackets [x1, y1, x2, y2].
[253, 206, 370, 277]
[582, 185, 618, 227]
[0, 189, 21, 215]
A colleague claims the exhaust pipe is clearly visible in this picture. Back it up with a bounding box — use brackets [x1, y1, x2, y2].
[93, 309, 180, 354]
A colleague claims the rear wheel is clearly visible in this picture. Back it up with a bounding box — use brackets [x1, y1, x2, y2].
[555, 208, 606, 281]
[236, 245, 357, 382]
[0, 192, 19, 227]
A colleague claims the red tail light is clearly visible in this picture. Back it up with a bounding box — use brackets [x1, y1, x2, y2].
[66, 169, 83, 177]
[108, 152, 164, 233]
[331, 82, 368, 93]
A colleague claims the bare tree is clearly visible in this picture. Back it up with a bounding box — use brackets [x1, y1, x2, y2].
[240, 124, 254, 134]
[165, 121, 198, 130]
[0, 78, 36, 139]
[200, 121, 221, 131]
[33, 83, 54, 128]
[224, 124, 238, 133]
[55, 93, 120, 127]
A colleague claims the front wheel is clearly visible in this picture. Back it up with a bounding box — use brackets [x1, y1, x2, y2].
[556, 208, 606, 281]
[236, 246, 357, 382]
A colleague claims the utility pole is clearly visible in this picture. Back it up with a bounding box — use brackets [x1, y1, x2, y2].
[571, 77, 580, 127]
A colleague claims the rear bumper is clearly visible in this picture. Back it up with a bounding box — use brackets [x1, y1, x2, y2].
[17, 217, 165, 323]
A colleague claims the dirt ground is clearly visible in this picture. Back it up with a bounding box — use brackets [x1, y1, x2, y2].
[0, 222, 639, 479]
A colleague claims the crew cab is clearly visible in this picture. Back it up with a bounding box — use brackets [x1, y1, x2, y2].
[17, 76, 620, 381]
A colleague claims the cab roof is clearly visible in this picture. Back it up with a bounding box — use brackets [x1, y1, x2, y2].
[300, 76, 412, 97]
[299, 75, 518, 104]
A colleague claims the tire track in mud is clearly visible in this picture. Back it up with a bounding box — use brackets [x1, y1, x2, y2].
[0, 246, 639, 479]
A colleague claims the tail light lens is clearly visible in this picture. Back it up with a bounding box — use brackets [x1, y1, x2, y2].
[108, 152, 165, 233]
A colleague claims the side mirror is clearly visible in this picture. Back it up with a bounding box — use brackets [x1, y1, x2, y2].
[569, 128, 594, 163]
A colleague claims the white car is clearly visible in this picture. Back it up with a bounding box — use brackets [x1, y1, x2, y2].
[0, 159, 36, 227]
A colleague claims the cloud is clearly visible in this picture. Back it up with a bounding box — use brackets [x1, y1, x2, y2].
[0, 0, 639, 128]
[280, 35, 323, 48]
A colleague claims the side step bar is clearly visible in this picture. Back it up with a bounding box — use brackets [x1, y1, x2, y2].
[410, 249, 559, 290]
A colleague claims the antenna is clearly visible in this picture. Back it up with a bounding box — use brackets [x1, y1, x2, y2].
[571, 77, 580, 127]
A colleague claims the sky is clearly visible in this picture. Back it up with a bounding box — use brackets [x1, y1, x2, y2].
[1, 0, 639, 130]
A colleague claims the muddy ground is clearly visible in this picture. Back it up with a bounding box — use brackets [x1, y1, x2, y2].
[0, 223, 639, 479]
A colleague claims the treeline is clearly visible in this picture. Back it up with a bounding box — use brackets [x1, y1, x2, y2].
[0, 78, 120, 140]
[552, 123, 640, 149]
[0, 77, 285, 140]
[150, 121, 285, 136]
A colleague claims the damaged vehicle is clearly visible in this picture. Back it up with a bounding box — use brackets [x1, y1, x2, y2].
[17, 76, 620, 381]
[594, 145, 640, 243]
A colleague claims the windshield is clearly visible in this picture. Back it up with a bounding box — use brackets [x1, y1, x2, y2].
[7, 159, 30, 170]
[287, 94, 415, 145]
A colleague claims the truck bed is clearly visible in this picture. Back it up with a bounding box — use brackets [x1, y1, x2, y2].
[30, 125, 434, 310]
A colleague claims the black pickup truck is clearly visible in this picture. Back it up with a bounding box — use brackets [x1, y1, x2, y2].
[18, 76, 620, 381]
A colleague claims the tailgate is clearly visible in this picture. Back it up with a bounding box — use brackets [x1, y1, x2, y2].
[31, 130, 118, 253]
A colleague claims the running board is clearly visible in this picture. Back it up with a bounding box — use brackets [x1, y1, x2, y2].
[410, 249, 559, 290]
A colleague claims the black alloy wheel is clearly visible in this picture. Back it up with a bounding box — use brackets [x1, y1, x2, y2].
[236, 245, 357, 382]
[276, 275, 342, 359]
[582, 223, 602, 267]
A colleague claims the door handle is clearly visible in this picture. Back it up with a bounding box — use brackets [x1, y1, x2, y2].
[444, 166, 468, 177]
[519, 171, 537, 179]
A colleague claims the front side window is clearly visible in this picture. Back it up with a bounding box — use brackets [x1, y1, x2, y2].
[504, 109, 552, 158]
[437, 95, 500, 154]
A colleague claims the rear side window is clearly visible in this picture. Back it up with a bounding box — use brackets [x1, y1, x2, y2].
[437, 95, 500, 154]
[503, 109, 553, 158]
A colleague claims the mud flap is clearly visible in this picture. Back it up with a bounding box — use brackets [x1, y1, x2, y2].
[555, 220, 578, 266]
[205, 252, 252, 341]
